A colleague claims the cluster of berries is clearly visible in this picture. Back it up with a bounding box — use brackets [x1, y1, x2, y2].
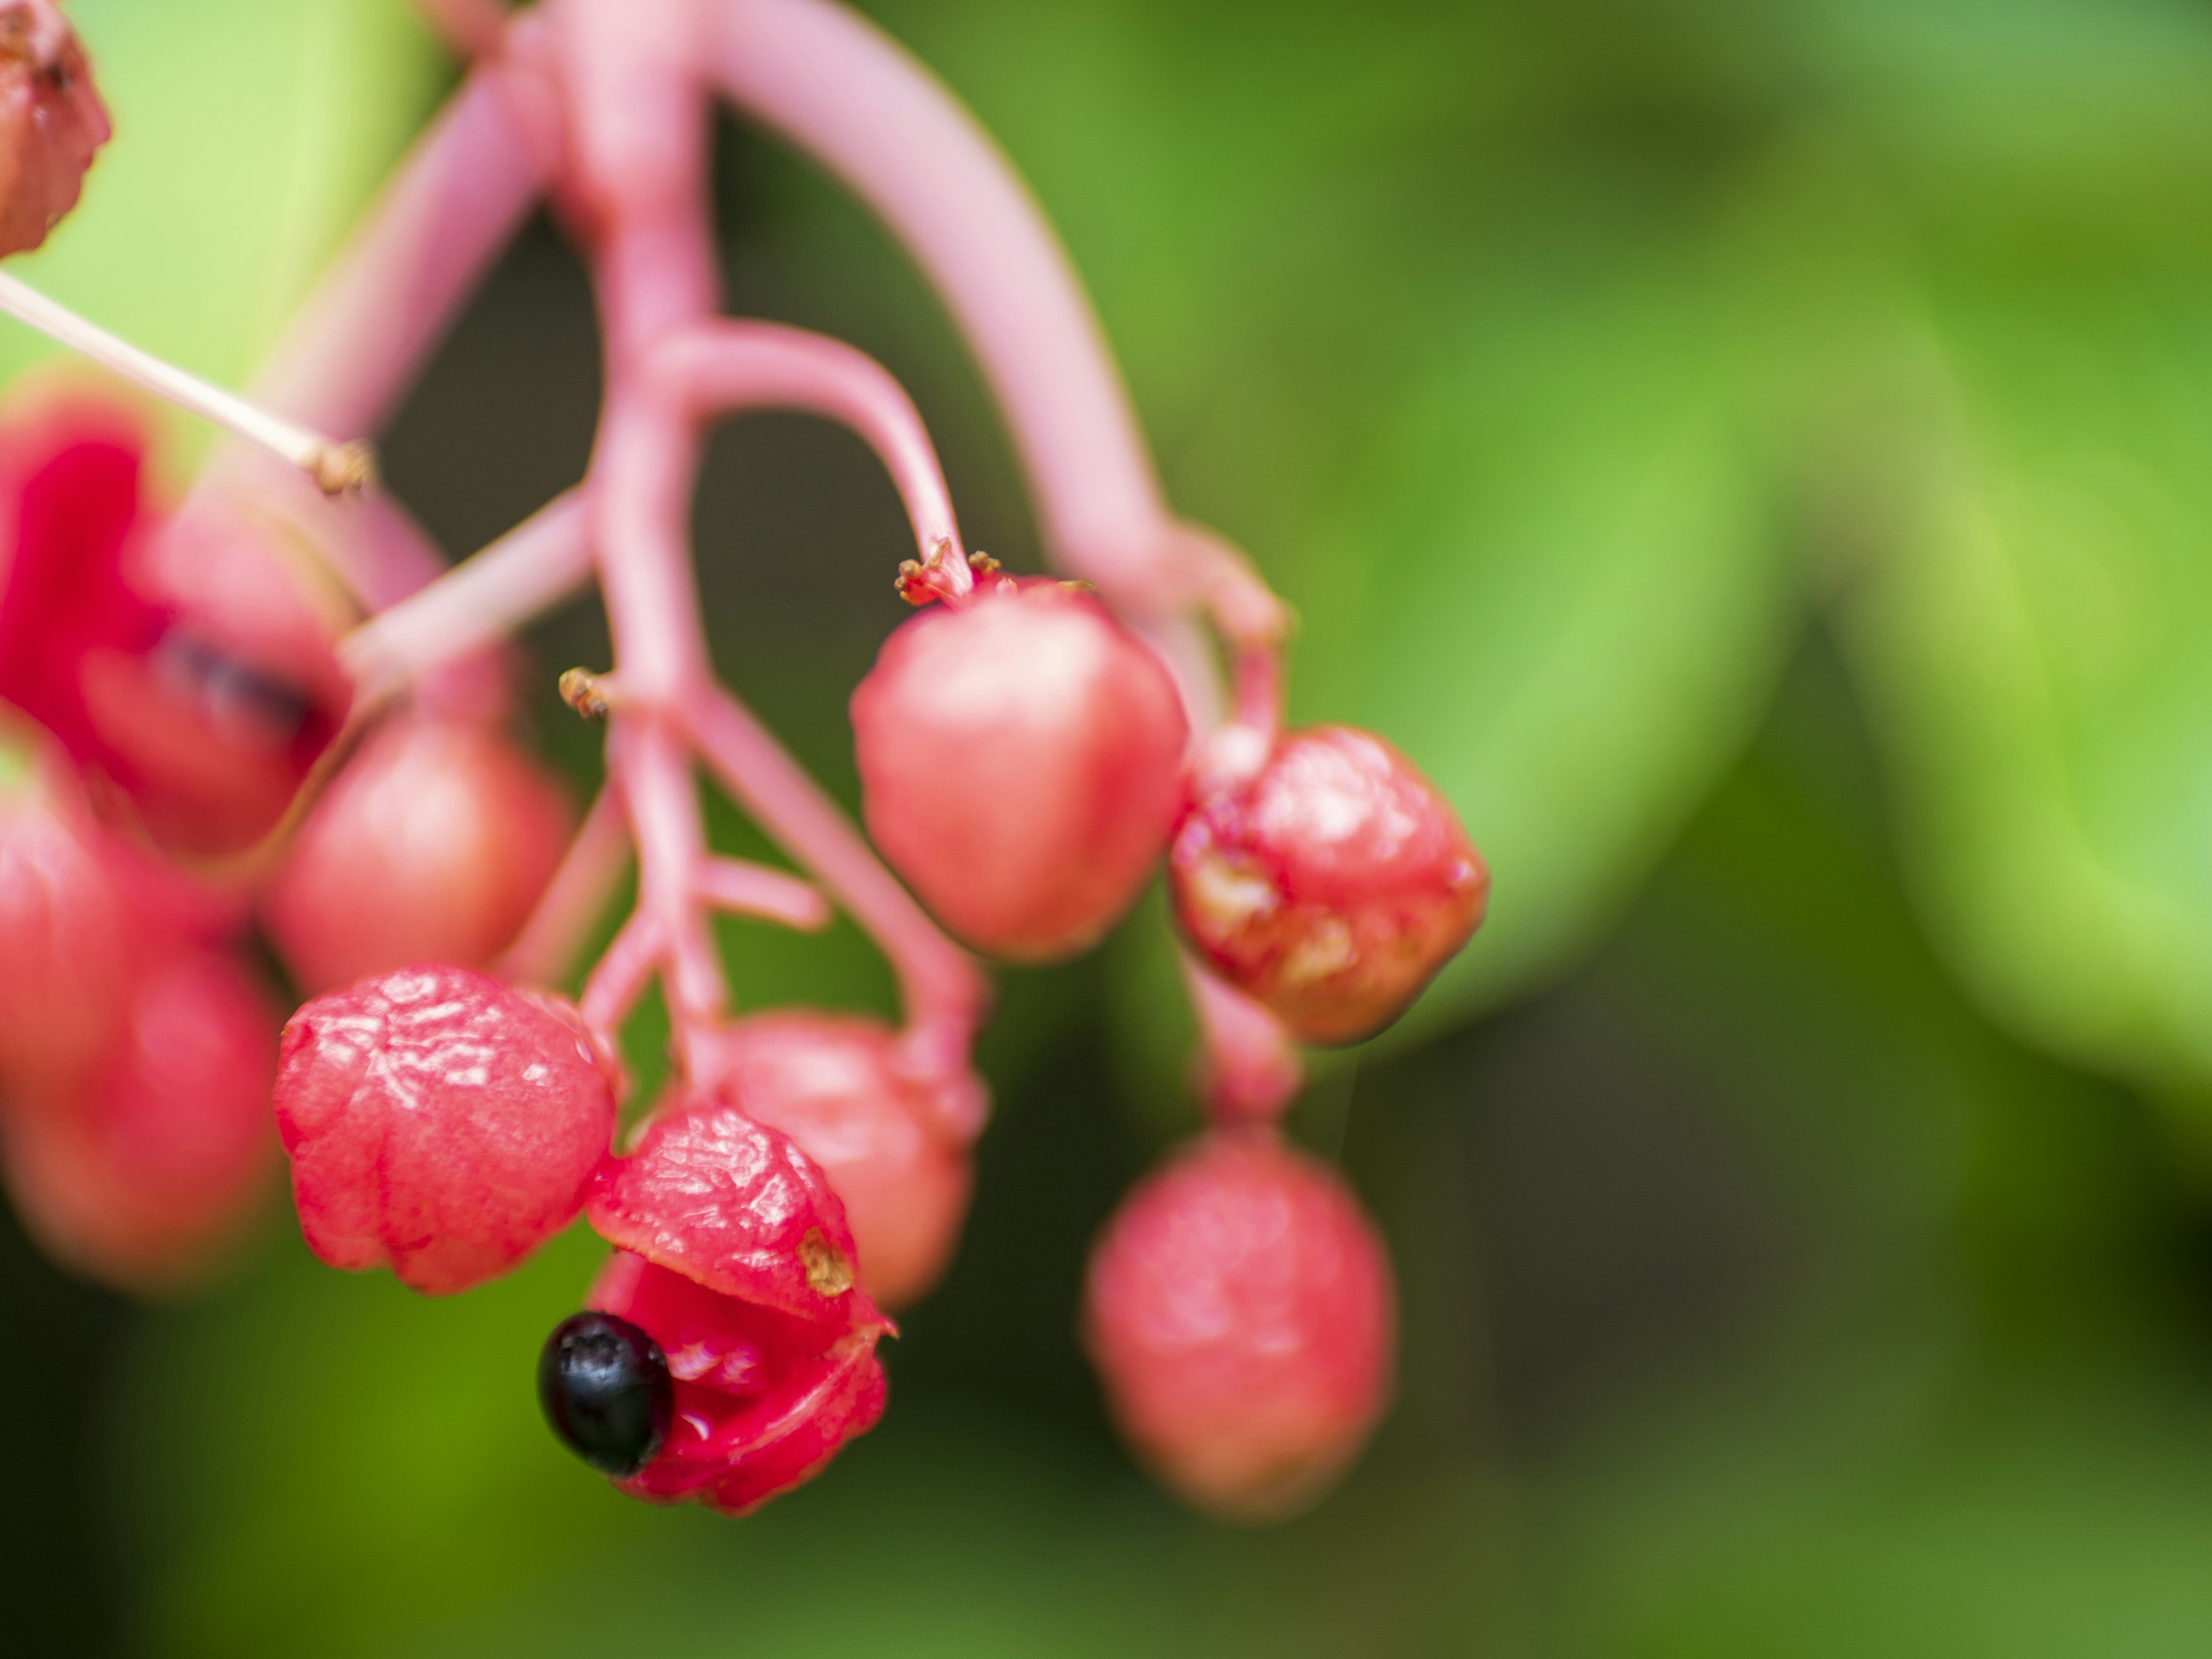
[0, 0, 1484, 1522]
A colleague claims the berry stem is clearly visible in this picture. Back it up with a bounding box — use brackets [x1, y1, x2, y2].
[1179, 948, 1302, 1123]
[502, 779, 633, 986]
[693, 856, 831, 931]
[407, 0, 512, 62]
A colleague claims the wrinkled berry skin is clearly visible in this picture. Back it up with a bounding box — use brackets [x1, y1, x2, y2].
[1084, 1131, 1395, 1520]
[0, 1, 109, 258]
[585, 1094, 892, 1515]
[274, 965, 619, 1295]
[692, 1012, 975, 1310]
[0, 945, 278, 1293]
[539, 1310, 673, 1478]
[852, 580, 1188, 961]
[264, 715, 574, 993]
[1171, 725, 1486, 1045]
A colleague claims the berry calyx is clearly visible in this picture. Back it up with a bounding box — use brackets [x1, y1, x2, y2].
[274, 965, 620, 1295]
[582, 1093, 892, 1514]
[851, 577, 1188, 961]
[1171, 725, 1486, 1045]
[0, 1, 109, 258]
[691, 1010, 977, 1309]
[264, 713, 574, 993]
[538, 1309, 673, 1478]
[1083, 1129, 1395, 1520]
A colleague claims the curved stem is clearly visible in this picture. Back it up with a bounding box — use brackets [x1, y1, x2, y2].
[501, 779, 632, 986]
[648, 319, 965, 568]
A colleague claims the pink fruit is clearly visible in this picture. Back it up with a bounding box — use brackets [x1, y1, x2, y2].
[1171, 725, 1486, 1044]
[0, 1, 109, 257]
[1084, 1130, 1395, 1520]
[264, 714, 574, 994]
[0, 944, 278, 1293]
[692, 1011, 975, 1309]
[0, 773, 129, 1101]
[585, 1092, 892, 1514]
[274, 964, 619, 1294]
[0, 401, 350, 857]
[852, 578, 1188, 961]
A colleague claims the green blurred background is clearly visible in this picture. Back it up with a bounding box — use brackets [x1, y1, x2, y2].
[14, 0, 2212, 1652]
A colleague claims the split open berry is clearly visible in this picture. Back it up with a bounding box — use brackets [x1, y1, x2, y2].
[274, 964, 619, 1294]
[852, 577, 1188, 961]
[1084, 1129, 1396, 1520]
[0, 400, 349, 856]
[0, 944, 278, 1293]
[582, 1093, 892, 1514]
[264, 714, 574, 993]
[1171, 725, 1486, 1045]
[0, 1, 109, 258]
[539, 1310, 673, 1478]
[692, 1011, 976, 1309]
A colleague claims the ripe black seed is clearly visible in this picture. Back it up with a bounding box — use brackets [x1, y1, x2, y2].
[537, 1311, 673, 1478]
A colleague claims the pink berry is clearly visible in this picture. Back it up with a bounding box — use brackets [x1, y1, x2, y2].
[0, 944, 277, 1293]
[264, 714, 574, 994]
[0, 2, 109, 258]
[852, 579, 1188, 960]
[0, 775, 128, 1101]
[1171, 725, 1487, 1044]
[1083, 1130, 1395, 1519]
[691, 1011, 975, 1309]
[584, 1092, 892, 1514]
[0, 402, 349, 856]
[274, 965, 619, 1295]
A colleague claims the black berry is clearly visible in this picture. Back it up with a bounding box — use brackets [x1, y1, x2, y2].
[538, 1311, 673, 1478]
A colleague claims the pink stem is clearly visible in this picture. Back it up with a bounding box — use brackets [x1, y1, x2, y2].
[647, 319, 965, 569]
[1179, 949, 1302, 1123]
[338, 490, 594, 702]
[407, 0, 510, 61]
[683, 681, 984, 1073]
[580, 906, 662, 1034]
[500, 778, 632, 986]
[615, 712, 725, 1028]
[694, 856, 831, 931]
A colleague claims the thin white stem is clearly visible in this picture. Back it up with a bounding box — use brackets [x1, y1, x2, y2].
[0, 271, 372, 495]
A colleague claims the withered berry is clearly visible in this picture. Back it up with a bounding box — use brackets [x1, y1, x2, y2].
[539, 1310, 673, 1478]
[1171, 725, 1486, 1045]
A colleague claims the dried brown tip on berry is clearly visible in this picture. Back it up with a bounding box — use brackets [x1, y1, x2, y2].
[559, 667, 615, 722]
[799, 1227, 854, 1296]
[308, 438, 376, 499]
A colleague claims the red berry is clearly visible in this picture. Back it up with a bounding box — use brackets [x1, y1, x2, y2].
[691, 1011, 975, 1310]
[0, 402, 349, 856]
[1083, 1130, 1395, 1519]
[264, 714, 574, 994]
[274, 965, 619, 1294]
[0, 773, 129, 1101]
[0, 2, 109, 258]
[1171, 725, 1486, 1045]
[0, 944, 277, 1293]
[852, 579, 1188, 960]
[585, 1093, 892, 1514]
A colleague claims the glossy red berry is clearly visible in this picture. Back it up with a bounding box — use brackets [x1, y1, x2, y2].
[1171, 725, 1486, 1045]
[1084, 1130, 1395, 1519]
[0, 944, 278, 1293]
[274, 965, 619, 1294]
[852, 579, 1188, 961]
[0, 1, 109, 257]
[264, 714, 574, 994]
[692, 1011, 975, 1310]
[584, 1092, 892, 1515]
